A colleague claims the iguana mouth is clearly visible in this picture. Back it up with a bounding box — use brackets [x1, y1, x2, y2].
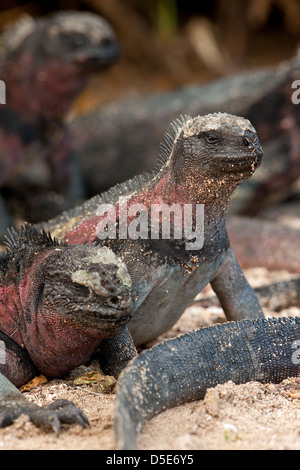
[217, 155, 262, 164]
[216, 153, 262, 172]
[62, 306, 132, 331]
[69, 45, 119, 71]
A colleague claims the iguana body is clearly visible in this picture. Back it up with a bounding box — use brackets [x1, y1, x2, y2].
[0, 11, 118, 231]
[70, 55, 300, 215]
[114, 316, 300, 449]
[0, 224, 133, 432]
[43, 112, 264, 346]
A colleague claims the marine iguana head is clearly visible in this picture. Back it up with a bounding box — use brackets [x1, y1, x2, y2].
[166, 113, 262, 185]
[27, 11, 119, 71]
[4, 225, 132, 334]
[1, 11, 118, 121]
[121, 112, 263, 212]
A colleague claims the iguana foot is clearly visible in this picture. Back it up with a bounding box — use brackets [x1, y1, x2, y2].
[0, 396, 89, 435]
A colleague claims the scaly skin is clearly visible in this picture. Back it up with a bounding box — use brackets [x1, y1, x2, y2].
[42, 113, 264, 346]
[0, 11, 119, 230]
[114, 316, 300, 449]
[0, 224, 133, 433]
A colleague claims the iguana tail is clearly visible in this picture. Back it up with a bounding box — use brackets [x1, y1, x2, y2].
[114, 317, 300, 449]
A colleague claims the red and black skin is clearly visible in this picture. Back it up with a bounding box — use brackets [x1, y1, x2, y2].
[0, 224, 134, 433]
[0, 10, 119, 234]
[42, 113, 265, 347]
[1, 114, 298, 439]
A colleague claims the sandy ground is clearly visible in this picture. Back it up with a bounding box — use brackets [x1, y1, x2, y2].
[0, 267, 299, 451]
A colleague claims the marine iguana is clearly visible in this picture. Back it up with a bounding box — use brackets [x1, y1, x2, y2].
[0, 10, 118, 232]
[42, 112, 264, 346]
[114, 316, 300, 449]
[69, 55, 300, 215]
[0, 224, 134, 433]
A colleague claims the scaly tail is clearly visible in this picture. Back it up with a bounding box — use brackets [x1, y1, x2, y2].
[114, 317, 300, 449]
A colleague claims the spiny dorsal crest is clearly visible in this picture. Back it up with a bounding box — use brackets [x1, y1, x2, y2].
[159, 114, 191, 164]
[100, 116, 192, 202]
[47, 11, 114, 45]
[4, 224, 62, 254]
[0, 14, 36, 61]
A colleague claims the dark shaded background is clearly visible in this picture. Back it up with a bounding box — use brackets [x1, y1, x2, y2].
[0, 0, 299, 114]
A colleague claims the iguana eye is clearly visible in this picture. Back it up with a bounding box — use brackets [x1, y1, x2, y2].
[60, 32, 87, 48]
[203, 134, 220, 145]
[197, 132, 221, 145]
[64, 280, 90, 297]
[100, 37, 114, 48]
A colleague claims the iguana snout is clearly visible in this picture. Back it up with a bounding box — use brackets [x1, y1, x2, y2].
[170, 113, 263, 184]
[213, 128, 263, 175]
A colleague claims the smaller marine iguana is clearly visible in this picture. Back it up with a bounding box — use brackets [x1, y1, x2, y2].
[0, 10, 119, 232]
[0, 225, 134, 434]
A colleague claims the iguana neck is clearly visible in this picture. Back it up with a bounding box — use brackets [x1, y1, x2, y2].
[130, 169, 239, 220]
[4, 51, 86, 123]
[63, 166, 238, 245]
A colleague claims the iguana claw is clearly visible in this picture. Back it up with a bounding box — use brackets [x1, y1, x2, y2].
[0, 396, 89, 435]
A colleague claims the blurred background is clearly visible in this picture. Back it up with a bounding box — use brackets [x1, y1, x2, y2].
[0, 0, 299, 113]
[0, 0, 299, 237]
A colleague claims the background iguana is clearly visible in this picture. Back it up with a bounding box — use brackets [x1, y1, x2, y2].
[0, 10, 118, 235]
[42, 112, 264, 346]
[0, 224, 134, 433]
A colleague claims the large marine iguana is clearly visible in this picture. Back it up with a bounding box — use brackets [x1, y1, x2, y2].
[42, 112, 264, 346]
[0, 10, 118, 231]
[0, 224, 134, 433]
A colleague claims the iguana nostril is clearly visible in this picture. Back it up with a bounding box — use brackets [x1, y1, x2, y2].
[243, 137, 250, 147]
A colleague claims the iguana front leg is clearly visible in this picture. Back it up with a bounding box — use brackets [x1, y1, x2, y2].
[97, 327, 137, 378]
[0, 333, 89, 434]
[211, 246, 264, 321]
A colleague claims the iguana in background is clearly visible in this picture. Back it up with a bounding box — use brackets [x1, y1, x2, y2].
[0, 10, 118, 234]
[42, 112, 264, 346]
[0, 224, 134, 434]
[69, 54, 300, 216]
